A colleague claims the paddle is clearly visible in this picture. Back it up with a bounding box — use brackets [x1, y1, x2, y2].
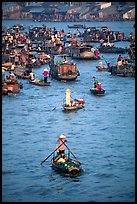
[41, 141, 81, 165]
[101, 55, 108, 66]
[40, 142, 65, 165]
[51, 99, 64, 111]
[63, 143, 81, 164]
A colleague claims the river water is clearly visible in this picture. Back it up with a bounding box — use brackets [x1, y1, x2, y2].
[2, 20, 135, 202]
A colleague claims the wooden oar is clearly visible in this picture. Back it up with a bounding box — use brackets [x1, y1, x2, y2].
[63, 143, 81, 164]
[41, 142, 65, 165]
[51, 99, 64, 111]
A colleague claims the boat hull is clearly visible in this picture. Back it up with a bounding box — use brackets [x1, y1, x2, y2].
[49, 63, 80, 81]
[51, 157, 82, 175]
[29, 79, 51, 86]
[98, 46, 128, 53]
[90, 88, 105, 96]
[96, 66, 109, 71]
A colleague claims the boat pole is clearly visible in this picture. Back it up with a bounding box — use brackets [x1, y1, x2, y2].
[64, 143, 81, 164]
[41, 142, 65, 165]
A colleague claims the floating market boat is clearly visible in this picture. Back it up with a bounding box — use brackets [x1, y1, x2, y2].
[63, 89, 85, 111]
[98, 46, 128, 54]
[69, 46, 99, 60]
[29, 79, 51, 86]
[49, 57, 80, 81]
[67, 24, 86, 29]
[110, 64, 135, 77]
[2, 79, 21, 95]
[96, 66, 110, 71]
[51, 155, 82, 175]
[41, 135, 82, 176]
[90, 88, 105, 96]
[14, 68, 31, 79]
[63, 99, 85, 111]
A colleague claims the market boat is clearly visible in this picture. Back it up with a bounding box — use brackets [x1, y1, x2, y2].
[110, 64, 135, 77]
[69, 46, 99, 60]
[41, 134, 82, 176]
[90, 88, 105, 96]
[51, 155, 82, 175]
[14, 68, 31, 79]
[98, 46, 128, 54]
[63, 89, 85, 111]
[63, 99, 85, 111]
[67, 24, 86, 29]
[96, 66, 110, 71]
[49, 59, 80, 81]
[2, 79, 20, 95]
[29, 79, 51, 86]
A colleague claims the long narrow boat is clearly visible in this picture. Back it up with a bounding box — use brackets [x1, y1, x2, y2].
[14, 68, 31, 79]
[67, 24, 86, 29]
[96, 66, 110, 71]
[98, 46, 128, 54]
[90, 88, 105, 96]
[29, 79, 51, 86]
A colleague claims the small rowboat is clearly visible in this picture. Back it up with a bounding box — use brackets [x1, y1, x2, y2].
[63, 99, 85, 111]
[96, 66, 110, 71]
[29, 79, 51, 86]
[51, 155, 82, 175]
[90, 88, 105, 96]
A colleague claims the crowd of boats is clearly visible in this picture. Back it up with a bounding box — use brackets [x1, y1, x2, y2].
[2, 23, 135, 95]
[2, 23, 135, 176]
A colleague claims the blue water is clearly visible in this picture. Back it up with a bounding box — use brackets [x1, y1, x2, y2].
[2, 20, 135, 202]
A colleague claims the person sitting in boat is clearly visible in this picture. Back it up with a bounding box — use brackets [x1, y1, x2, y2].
[72, 99, 79, 107]
[92, 76, 99, 88]
[62, 56, 68, 64]
[99, 61, 103, 68]
[117, 60, 123, 67]
[96, 82, 102, 90]
[117, 54, 123, 62]
[122, 59, 129, 66]
[9, 73, 16, 81]
[54, 152, 68, 163]
[57, 134, 67, 155]
[106, 42, 111, 47]
[30, 71, 35, 81]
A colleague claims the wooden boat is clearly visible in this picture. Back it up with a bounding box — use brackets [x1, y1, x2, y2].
[96, 66, 110, 71]
[49, 61, 80, 81]
[14, 68, 31, 79]
[51, 155, 82, 175]
[63, 99, 85, 111]
[98, 46, 128, 54]
[2, 79, 20, 95]
[68, 24, 86, 29]
[110, 64, 135, 77]
[90, 88, 105, 96]
[29, 79, 51, 86]
[69, 46, 99, 60]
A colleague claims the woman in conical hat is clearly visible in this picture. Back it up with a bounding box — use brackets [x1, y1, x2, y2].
[57, 134, 67, 154]
[65, 89, 71, 107]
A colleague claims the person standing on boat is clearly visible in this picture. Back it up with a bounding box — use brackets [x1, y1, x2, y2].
[65, 88, 72, 107]
[95, 49, 99, 59]
[57, 134, 67, 155]
[43, 68, 49, 83]
[30, 71, 35, 81]
[96, 82, 102, 90]
[92, 76, 99, 88]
